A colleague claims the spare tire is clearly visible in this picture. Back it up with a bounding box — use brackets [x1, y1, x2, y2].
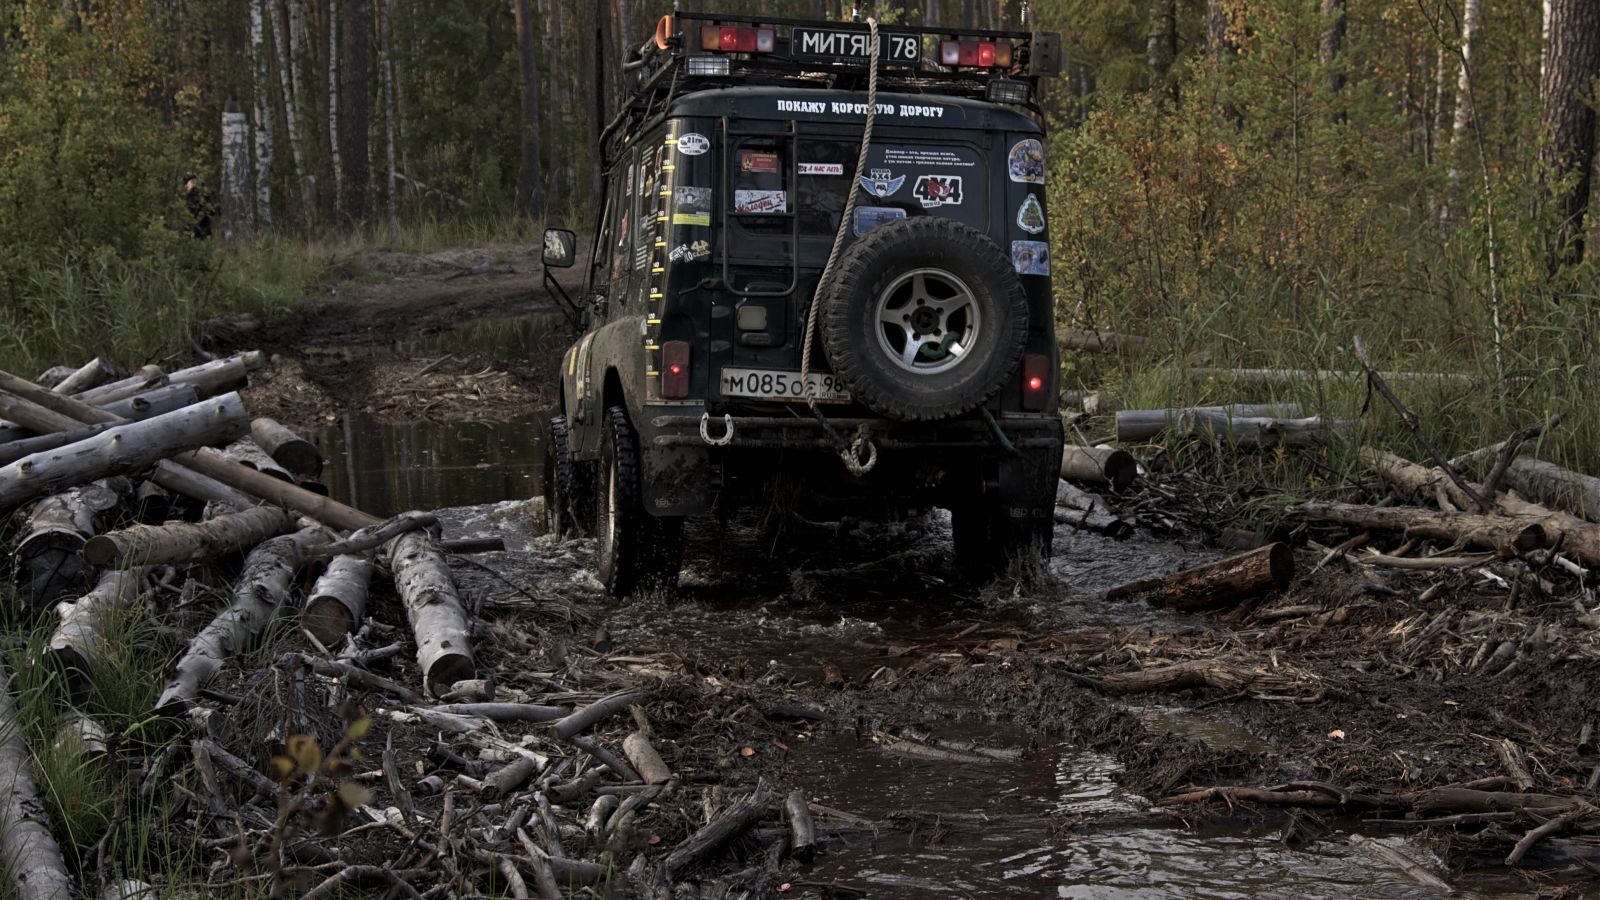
[820, 217, 1028, 421]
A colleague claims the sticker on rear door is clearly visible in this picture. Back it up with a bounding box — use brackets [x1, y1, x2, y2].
[1016, 194, 1046, 234]
[854, 206, 906, 236]
[1012, 240, 1050, 276]
[799, 163, 844, 176]
[1008, 139, 1045, 183]
[913, 175, 962, 207]
[676, 133, 710, 155]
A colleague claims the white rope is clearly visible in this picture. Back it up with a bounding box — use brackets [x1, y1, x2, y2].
[800, 17, 881, 476]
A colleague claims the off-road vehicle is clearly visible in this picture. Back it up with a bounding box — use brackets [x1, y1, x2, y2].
[540, 10, 1064, 595]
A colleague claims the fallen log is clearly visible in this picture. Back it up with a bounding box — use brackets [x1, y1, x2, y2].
[100, 383, 203, 421]
[301, 554, 375, 645]
[52, 358, 115, 396]
[1061, 445, 1137, 489]
[35, 367, 74, 390]
[1055, 480, 1133, 538]
[223, 437, 292, 482]
[1105, 543, 1294, 611]
[785, 790, 816, 862]
[0, 371, 378, 529]
[1361, 448, 1473, 509]
[1289, 502, 1549, 556]
[0, 391, 249, 512]
[1094, 658, 1317, 696]
[661, 789, 770, 881]
[164, 351, 267, 398]
[387, 530, 475, 695]
[430, 702, 564, 722]
[551, 690, 645, 741]
[1114, 404, 1304, 442]
[1495, 494, 1600, 567]
[1187, 366, 1475, 386]
[0, 423, 117, 467]
[1056, 329, 1149, 355]
[49, 568, 150, 684]
[133, 481, 174, 524]
[1346, 835, 1454, 891]
[82, 504, 298, 568]
[74, 365, 166, 406]
[0, 661, 73, 900]
[622, 732, 673, 784]
[1504, 458, 1600, 523]
[155, 527, 327, 713]
[479, 755, 540, 802]
[251, 417, 322, 478]
[13, 481, 124, 612]
[1409, 787, 1577, 816]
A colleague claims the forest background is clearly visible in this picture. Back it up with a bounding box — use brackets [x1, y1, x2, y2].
[0, 0, 1597, 471]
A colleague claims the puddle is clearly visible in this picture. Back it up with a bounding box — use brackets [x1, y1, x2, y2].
[315, 414, 545, 517]
[409, 311, 571, 359]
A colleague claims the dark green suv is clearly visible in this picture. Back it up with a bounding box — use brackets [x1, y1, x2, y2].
[541, 11, 1063, 596]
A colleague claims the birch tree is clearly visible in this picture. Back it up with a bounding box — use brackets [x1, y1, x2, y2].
[249, 0, 275, 228]
[270, 0, 311, 224]
[379, 0, 399, 233]
[220, 99, 254, 244]
[327, 0, 344, 217]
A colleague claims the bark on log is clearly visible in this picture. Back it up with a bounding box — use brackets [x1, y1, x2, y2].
[479, 755, 540, 801]
[0, 372, 378, 529]
[53, 712, 110, 759]
[155, 527, 327, 713]
[302, 554, 374, 645]
[133, 481, 174, 524]
[661, 790, 770, 880]
[1496, 494, 1600, 567]
[223, 437, 293, 482]
[13, 482, 122, 612]
[1105, 544, 1294, 611]
[49, 568, 149, 683]
[1503, 458, 1600, 522]
[622, 732, 672, 784]
[1115, 404, 1304, 442]
[164, 351, 267, 398]
[35, 367, 74, 390]
[1290, 501, 1550, 556]
[0, 423, 116, 467]
[53, 358, 115, 396]
[785, 789, 816, 862]
[1186, 366, 1475, 386]
[251, 417, 323, 478]
[1410, 787, 1576, 815]
[1362, 447, 1474, 508]
[73, 366, 166, 406]
[551, 690, 645, 740]
[1096, 658, 1316, 695]
[1057, 329, 1150, 355]
[0, 662, 73, 900]
[1176, 412, 1341, 448]
[83, 505, 298, 568]
[1055, 480, 1133, 538]
[0, 392, 249, 512]
[387, 530, 475, 695]
[101, 384, 204, 421]
[1061, 445, 1137, 489]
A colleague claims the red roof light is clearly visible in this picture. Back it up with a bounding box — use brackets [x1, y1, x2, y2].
[700, 25, 775, 54]
[939, 39, 1013, 69]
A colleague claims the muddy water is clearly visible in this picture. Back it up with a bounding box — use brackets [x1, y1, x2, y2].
[316, 415, 544, 518]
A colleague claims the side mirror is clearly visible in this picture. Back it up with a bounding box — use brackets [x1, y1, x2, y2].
[542, 228, 577, 268]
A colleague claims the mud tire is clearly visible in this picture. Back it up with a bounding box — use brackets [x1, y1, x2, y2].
[820, 217, 1028, 421]
[595, 406, 684, 597]
[544, 415, 592, 538]
[951, 501, 1053, 583]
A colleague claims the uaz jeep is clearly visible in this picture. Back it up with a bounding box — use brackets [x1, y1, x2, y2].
[540, 11, 1064, 595]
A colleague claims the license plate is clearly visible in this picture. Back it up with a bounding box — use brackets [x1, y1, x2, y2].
[719, 367, 852, 404]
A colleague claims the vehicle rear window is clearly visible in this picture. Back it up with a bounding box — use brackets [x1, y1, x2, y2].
[796, 142, 985, 237]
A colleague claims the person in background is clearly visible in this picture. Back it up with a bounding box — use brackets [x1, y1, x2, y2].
[184, 172, 214, 239]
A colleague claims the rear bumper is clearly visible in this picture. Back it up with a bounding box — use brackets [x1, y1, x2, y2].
[635, 405, 1062, 516]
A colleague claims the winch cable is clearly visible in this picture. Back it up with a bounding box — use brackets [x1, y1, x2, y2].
[800, 16, 881, 476]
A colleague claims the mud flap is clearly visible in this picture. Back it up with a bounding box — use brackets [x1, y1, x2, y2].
[996, 444, 1059, 528]
[641, 444, 711, 516]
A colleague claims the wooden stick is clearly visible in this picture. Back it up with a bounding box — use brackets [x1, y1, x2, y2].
[1105, 544, 1294, 611]
[1115, 404, 1304, 442]
[1481, 413, 1565, 498]
[0, 661, 73, 900]
[550, 690, 645, 740]
[429, 702, 564, 722]
[1505, 801, 1595, 866]
[661, 789, 769, 880]
[304, 512, 437, 559]
[785, 789, 816, 862]
[1056, 328, 1149, 355]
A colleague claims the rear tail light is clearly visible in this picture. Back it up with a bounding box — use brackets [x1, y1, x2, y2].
[939, 39, 1013, 68]
[1021, 353, 1049, 411]
[700, 25, 775, 54]
[662, 341, 691, 399]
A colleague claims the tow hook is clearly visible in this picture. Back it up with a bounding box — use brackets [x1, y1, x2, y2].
[699, 413, 735, 446]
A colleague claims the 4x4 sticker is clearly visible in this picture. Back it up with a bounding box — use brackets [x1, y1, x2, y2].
[858, 169, 905, 198]
[676, 133, 710, 156]
[799, 163, 844, 176]
[668, 240, 710, 262]
[734, 189, 787, 214]
[912, 175, 962, 207]
[853, 206, 906, 236]
[1011, 240, 1050, 276]
[1008, 139, 1045, 184]
[1016, 194, 1046, 234]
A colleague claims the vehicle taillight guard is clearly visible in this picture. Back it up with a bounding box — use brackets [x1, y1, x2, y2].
[700, 25, 775, 54]
[1021, 353, 1049, 411]
[939, 39, 1013, 69]
[662, 341, 691, 399]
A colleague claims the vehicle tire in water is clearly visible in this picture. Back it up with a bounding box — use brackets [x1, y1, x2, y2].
[951, 501, 1052, 582]
[821, 217, 1029, 421]
[544, 415, 593, 538]
[595, 406, 684, 597]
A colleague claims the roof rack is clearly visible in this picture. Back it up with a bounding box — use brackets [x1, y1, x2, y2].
[600, 11, 1062, 166]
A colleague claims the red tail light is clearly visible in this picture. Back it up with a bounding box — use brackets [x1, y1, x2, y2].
[939, 39, 1013, 68]
[1021, 353, 1049, 411]
[662, 341, 691, 399]
[700, 25, 775, 53]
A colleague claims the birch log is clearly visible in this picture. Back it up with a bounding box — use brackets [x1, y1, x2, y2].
[13, 482, 122, 612]
[0, 392, 249, 511]
[101, 384, 203, 422]
[1504, 458, 1600, 522]
[1061, 445, 1137, 488]
[155, 528, 327, 713]
[73, 365, 166, 406]
[1116, 404, 1304, 442]
[1290, 501, 1549, 555]
[388, 530, 475, 695]
[251, 417, 322, 477]
[50, 568, 150, 678]
[83, 505, 298, 568]
[35, 367, 74, 390]
[52, 358, 115, 396]
[0, 662, 73, 900]
[224, 437, 293, 482]
[303, 554, 374, 644]
[0, 425, 116, 468]
[622, 732, 673, 784]
[165, 352, 266, 398]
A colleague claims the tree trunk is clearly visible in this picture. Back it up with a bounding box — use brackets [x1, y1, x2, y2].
[388, 530, 475, 695]
[271, 0, 312, 225]
[963, 0, 977, 27]
[221, 99, 254, 244]
[1290, 501, 1550, 556]
[1504, 457, 1600, 522]
[512, 0, 544, 219]
[924, 0, 938, 25]
[250, 417, 323, 477]
[1320, 0, 1347, 98]
[327, 0, 344, 216]
[379, 0, 399, 234]
[1060, 447, 1138, 489]
[1443, 0, 1482, 205]
[1105, 544, 1295, 611]
[82, 505, 298, 568]
[544, 0, 566, 205]
[0, 393, 249, 512]
[302, 553, 374, 644]
[589, 3, 609, 197]
[49, 568, 150, 681]
[1115, 404, 1304, 442]
[155, 527, 328, 713]
[1145, 0, 1176, 85]
[250, 0, 275, 228]
[13, 482, 123, 613]
[338, 0, 370, 222]
[0, 662, 73, 900]
[1539, 0, 1600, 266]
[101, 384, 204, 422]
